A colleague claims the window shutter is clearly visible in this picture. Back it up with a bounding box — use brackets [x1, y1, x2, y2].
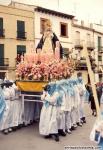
[17, 45, 26, 55]
[17, 20, 25, 32]
[0, 44, 4, 65]
[63, 48, 69, 58]
[0, 18, 3, 30]
[98, 36, 101, 51]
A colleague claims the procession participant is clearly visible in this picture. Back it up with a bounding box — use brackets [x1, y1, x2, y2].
[96, 83, 102, 108]
[0, 79, 6, 122]
[39, 83, 60, 142]
[56, 80, 66, 136]
[100, 86, 103, 105]
[77, 72, 86, 123]
[72, 79, 82, 127]
[90, 112, 103, 149]
[10, 82, 22, 130]
[39, 81, 66, 142]
[69, 79, 80, 130]
[0, 82, 11, 134]
[86, 82, 97, 117]
[64, 79, 74, 134]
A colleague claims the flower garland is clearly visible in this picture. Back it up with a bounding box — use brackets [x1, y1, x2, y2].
[16, 40, 75, 81]
[15, 53, 75, 81]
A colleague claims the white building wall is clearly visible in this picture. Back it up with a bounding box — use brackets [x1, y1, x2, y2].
[35, 11, 73, 50]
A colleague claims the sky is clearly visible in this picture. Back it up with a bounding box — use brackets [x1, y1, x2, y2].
[0, 0, 103, 23]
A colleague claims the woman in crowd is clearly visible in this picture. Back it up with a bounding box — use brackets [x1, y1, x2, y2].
[86, 82, 102, 117]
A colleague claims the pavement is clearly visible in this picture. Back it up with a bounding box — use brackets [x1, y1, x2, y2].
[0, 103, 97, 150]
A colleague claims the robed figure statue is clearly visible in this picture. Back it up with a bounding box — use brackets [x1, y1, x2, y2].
[36, 20, 63, 59]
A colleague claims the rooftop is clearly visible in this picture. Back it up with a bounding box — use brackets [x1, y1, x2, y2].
[35, 6, 74, 19]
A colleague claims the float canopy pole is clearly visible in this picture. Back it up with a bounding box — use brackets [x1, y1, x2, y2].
[83, 47, 101, 118]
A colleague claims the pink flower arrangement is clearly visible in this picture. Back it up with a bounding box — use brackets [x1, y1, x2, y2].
[16, 55, 74, 81]
[16, 42, 75, 81]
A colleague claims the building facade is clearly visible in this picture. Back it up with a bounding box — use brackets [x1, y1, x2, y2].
[72, 19, 103, 83]
[0, 1, 103, 83]
[10, 1, 74, 57]
[34, 6, 74, 57]
[0, 4, 34, 79]
[93, 23, 103, 82]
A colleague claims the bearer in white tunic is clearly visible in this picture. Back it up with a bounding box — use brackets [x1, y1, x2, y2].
[39, 83, 59, 141]
[60, 80, 72, 134]
[12, 83, 19, 128]
[73, 80, 82, 126]
[56, 81, 66, 136]
[11, 83, 22, 130]
[39, 82, 66, 141]
[77, 76, 86, 123]
[0, 85, 11, 134]
[0, 80, 6, 122]
[68, 80, 78, 130]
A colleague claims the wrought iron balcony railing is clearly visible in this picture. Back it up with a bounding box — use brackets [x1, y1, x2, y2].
[75, 57, 96, 71]
[87, 41, 95, 51]
[98, 46, 103, 53]
[0, 29, 5, 38]
[75, 57, 87, 70]
[17, 31, 27, 40]
[74, 39, 83, 50]
[0, 58, 9, 67]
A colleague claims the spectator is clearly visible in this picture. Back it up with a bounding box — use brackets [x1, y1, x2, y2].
[16, 54, 21, 64]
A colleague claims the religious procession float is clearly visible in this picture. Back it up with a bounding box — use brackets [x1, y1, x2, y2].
[0, 19, 103, 146]
[15, 20, 75, 92]
[15, 20, 103, 144]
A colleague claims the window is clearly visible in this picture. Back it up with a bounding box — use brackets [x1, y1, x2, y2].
[17, 20, 26, 39]
[98, 55, 102, 61]
[60, 22, 68, 37]
[17, 45, 26, 55]
[98, 36, 102, 51]
[75, 31, 80, 40]
[0, 18, 4, 37]
[63, 48, 69, 58]
[0, 44, 4, 65]
[87, 33, 93, 48]
[99, 73, 102, 82]
[16, 45, 26, 63]
[75, 31, 81, 46]
[87, 33, 90, 42]
[40, 18, 49, 34]
[0, 72, 6, 79]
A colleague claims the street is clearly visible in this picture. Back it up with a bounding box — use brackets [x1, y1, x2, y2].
[0, 103, 97, 150]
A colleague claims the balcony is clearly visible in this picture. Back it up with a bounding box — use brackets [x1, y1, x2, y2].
[17, 31, 27, 40]
[75, 63, 87, 70]
[0, 29, 5, 38]
[74, 39, 83, 50]
[94, 66, 103, 74]
[75, 57, 87, 70]
[0, 58, 9, 70]
[98, 61, 103, 67]
[91, 64, 97, 71]
[75, 57, 97, 71]
[98, 46, 103, 53]
[87, 41, 95, 51]
[89, 56, 95, 63]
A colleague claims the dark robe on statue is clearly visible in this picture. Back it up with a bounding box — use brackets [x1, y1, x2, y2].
[36, 32, 63, 59]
